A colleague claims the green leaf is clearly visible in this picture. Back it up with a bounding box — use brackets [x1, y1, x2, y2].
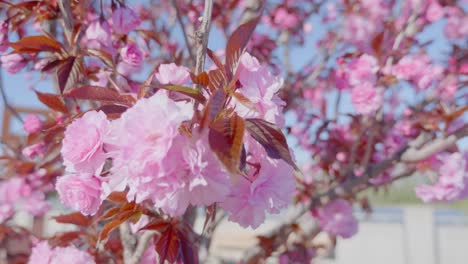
[163, 85, 206, 103]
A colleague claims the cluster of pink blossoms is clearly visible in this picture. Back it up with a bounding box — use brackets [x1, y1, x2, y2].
[56, 53, 295, 228]
[28, 241, 95, 264]
[314, 199, 358, 239]
[416, 152, 468, 203]
[335, 54, 383, 115]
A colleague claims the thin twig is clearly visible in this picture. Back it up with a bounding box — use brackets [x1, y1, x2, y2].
[171, 0, 195, 66]
[193, 0, 213, 78]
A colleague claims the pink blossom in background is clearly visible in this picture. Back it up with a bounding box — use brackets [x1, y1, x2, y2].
[342, 14, 378, 48]
[346, 54, 378, 86]
[221, 139, 295, 228]
[84, 19, 112, 50]
[273, 7, 299, 30]
[89, 70, 111, 87]
[426, 2, 444, 22]
[22, 141, 46, 159]
[61, 110, 110, 174]
[0, 178, 32, 203]
[29, 242, 95, 264]
[22, 192, 50, 216]
[155, 63, 190, 85]
[0, 20, 8, 52]
[0, 204, 14, 223]
[444, 7, 468, 39]
[351, 83, 382, 115]
[416, 152, 468, 202]
[23, 114, 43, 133]
[139, 240, 157, 264]
[392, 54, 443, 90]
[315, 199, 358, 238]
[55, 173, 103, 216]
[120, 43, 143, 67]
[50, 246, 96, 264]
[112, 6, 141, 34]
[1, 53, 26, 74]
[28, 241, 54, 264]
[103, 92, 193, 204]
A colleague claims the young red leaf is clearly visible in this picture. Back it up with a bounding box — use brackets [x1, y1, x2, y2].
[208, 113, 245, 173]
[155, 225, 180, 264]
[139, 219, 170, 232]
[57, 56, 82, 93]
[35, 91, 68, 113]
[208, 69, 227, 92]
[99, 207, 121, 221]
[189, 72, 210, 87]
[49, 231, 82, 247]
[162, 85, 206, 103]
[9, 35, 63, 53]
[245, 118, 298, 170]
[54, 212, 92, 227]
[96, 104, 129, 119]
[99, 219, 125, 242]
[106, 191, 128, 203]
[64, 85, 135, 105]
[224, 15, 262, 80]
[86, 49, 114, 68]
[41, 59, 63, 72]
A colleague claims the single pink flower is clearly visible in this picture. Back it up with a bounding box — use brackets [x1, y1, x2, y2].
[426, 2, 444, 22]
[84, 19, 112, 51]
[22, 141, 46, 159]
[315, 199, 358, 238]
[112, 6, 141, 34]
[50, 246, 96, 264]
[1, 53, 26, 74]
[22, 192, 50, 216]
[28, 241, 54, 264]
[0, 204, 14, 223]
[273, 7, 299, 29]
[23, 114, 43, 133]
[155, 63, 190, 85]
[55, 173, 103, 216]
[351, 83, 382, 115]
[61, 110, 110, 173]
[120, 43, 143, 67]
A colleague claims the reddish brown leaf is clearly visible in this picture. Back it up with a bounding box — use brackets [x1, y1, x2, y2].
[14, 161, 36, 174]
[161, 85, 206, 103]
[41, 59, 63, 72]
[208, 69, 227, 92]
[96, 104, 129, 119]
[225, 16, 261, 80]
[232, 92, 256, 111]
[55, 212, 92, 227]
[49, 231, 81, 247]
[209, 113, 245, 173]
[140, 219, 170, 232]
[99, 219, 125, 242]
[99, 207, 121, 221]
[155, 225, 180, 264]
[190, 72, 210, 87]
[35, 91, 68, 113]
[245, 118, 298, 170]
[106, 191, 128, 203]
[372, 31, 384, 55]
[86, 49, 114, 68]
[64, 85, 135, 105]
[207, 48, 225, 72]
[9, 35, 62, 53]
[57, 56, 82, 93]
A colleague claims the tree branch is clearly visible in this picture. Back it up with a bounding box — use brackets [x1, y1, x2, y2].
[128, 231, 156, 264]
[193, 0, 213, 78]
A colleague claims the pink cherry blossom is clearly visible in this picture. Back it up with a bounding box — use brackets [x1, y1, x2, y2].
[416, 152, 468, 202]
[426, 2, 444, 22]
[444, 7, 468, 39]
[0, 20, 8, 52]
[392, 54, 443, 90]
[273, 7, 299, 30]
[315, 199, 358, 238]
[0, 178, 32, 203]
[155, 63, 190, 85]
[61, 110, 110, 173]
[84, 19, 112, 51]
[50, 246, 96, 264]
[23, 114, 43, 133]
[233, 53, 286, 125]
[103, 92, 193, 203]
[22, 141, 46, 159]
[351, 83, 383, 115]
[28, 241, 54, 264]
[120, 43, 143, 67]
[0, 204, 14, 223]
[221, 139, 295, 228]
[112, 6, 141, 34]
[1, 53, 26, 74]
[346, 54, 378, 86]
[55, 173, 103, 216]
[22, 192, 50, 216]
